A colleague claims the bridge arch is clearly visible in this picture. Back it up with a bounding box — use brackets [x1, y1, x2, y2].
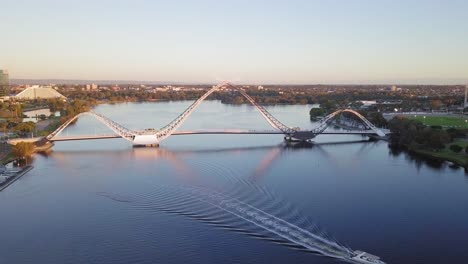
[310, 109, 385, 137]
[155, 82, 296, 141]
[47, 111, 137, 142]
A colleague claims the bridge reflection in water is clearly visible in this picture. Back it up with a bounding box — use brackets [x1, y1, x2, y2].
[78, 142, 383, 264]
[41, 141, 386, 263]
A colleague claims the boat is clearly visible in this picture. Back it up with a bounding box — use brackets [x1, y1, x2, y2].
[350, 250, 386, 264]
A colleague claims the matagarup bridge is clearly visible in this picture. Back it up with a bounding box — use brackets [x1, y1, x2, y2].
[10, 82, 388, 147]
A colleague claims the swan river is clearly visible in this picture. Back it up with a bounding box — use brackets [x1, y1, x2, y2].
[1, 101, 467, 264]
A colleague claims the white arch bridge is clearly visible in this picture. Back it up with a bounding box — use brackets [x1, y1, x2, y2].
[11, 82, 389, 147]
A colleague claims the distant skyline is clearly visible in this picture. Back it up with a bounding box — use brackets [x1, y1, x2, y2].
[1, 0, 468, 84]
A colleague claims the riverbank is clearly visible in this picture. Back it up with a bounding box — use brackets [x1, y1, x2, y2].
[387, 116, 468, 168]
[390, 142, 468, 168]
[412, 149, 467, 167]
[0, 165, 33, 191]
[407, 139, 468, 168]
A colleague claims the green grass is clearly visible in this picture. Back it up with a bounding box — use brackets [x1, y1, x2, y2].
[409, 115, 468, 128]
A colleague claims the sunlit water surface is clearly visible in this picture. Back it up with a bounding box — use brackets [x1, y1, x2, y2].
[1, 101, 468, 264]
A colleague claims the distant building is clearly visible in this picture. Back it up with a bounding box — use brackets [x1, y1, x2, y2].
[464, 85, 468, 108]
[85, 84, 98, 91]
[359, 100, 377, 108]
[390, 85, 402, 92]
[0, 70, 10, 96]
[155, 87, 169, 92]
[15, 85, 66, 100]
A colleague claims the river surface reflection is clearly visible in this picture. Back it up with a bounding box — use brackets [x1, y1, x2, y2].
[1, 101, 467, 264]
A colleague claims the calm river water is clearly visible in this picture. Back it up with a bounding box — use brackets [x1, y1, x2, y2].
[1, 101, 467, 264]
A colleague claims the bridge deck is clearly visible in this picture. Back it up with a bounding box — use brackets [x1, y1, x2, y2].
[8, 129, 389, 144]
[48, 130, 384, 142]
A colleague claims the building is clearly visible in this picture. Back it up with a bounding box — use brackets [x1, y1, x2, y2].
[85, 83, 98, 91]
[359, 100, 378, 109]
[0, 70, 10, 96]
[464, 85, 468, 108]
[390, 85, 402, 92]
[15, 85, 66, 100]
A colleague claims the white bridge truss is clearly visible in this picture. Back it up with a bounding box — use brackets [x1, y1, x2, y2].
[155, 82, 228, 141]
[156, 82, 297, 141]
[229, 84, 297, 134]
[46, 82, 386, 145]
[311, 109, 386, 137]
[47, 111, 138, 142]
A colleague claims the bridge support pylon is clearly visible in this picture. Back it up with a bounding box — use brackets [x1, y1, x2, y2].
[133, 143, 159, 148]
[284, 131, 317, 142]
[284, 135, 314, 143]
[132, 135, 159, 147]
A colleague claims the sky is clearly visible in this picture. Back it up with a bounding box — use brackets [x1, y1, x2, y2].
[1, 0, 468, 84]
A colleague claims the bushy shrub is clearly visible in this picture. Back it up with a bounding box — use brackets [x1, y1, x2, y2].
[12, 142, 35, 158]
[449, 144, 463, 153]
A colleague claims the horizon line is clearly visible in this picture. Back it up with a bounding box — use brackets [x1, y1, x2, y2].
[9, 78, 468, 86]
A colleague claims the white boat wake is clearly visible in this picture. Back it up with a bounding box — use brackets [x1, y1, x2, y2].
[121, 185, 386, 264]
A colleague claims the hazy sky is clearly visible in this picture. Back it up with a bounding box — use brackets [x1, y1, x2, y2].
[1, 0, 468, 84]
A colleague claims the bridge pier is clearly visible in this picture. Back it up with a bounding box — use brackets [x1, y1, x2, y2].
[284, 136, 314, 143]
[132, 135, 159, 147]
[283, 131, 318, 143]
[133, 143, 159, 148]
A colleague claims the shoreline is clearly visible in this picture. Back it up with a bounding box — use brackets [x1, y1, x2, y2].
[0, 165, 34, 192]
[390, 142, 468, 168]
[410, 148, 468, 168]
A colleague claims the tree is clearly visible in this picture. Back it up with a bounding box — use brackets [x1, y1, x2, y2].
[366, 112, 388, 128]
[430, 99, 443, 110]
[449, 144, 463, 153]
[66, 99, 91, 117]
[388, 116, 450, 150]
[7, 103, 22, 118]
[0, 121, 7, 131]
[14, 122, 36, 133]
[12, 142, 35, 158]
[232, 96, 244, 104]
[427, 131, 449, 150]
[309, 108, 325, 120]
[48, 98, 65, 113]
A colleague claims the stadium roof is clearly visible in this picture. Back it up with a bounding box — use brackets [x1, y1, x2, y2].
[15, 85, 66, 100]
